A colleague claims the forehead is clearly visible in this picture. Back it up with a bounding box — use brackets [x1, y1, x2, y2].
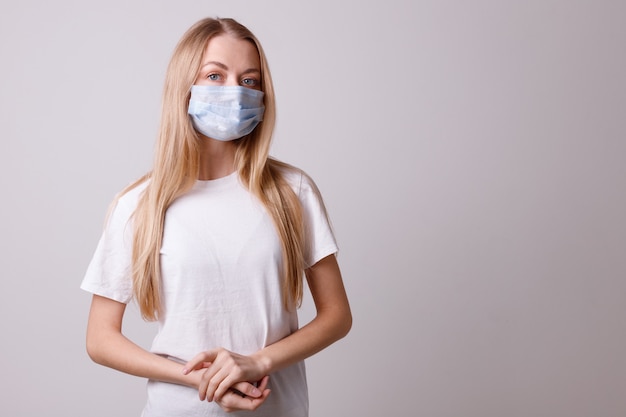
[201, 34, 260, 68]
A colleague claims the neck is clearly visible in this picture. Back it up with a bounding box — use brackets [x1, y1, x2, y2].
[197, 137, 237, 180]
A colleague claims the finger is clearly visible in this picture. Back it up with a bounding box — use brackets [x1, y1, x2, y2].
[256, 375, 270, 392]
[230, 381, 262, 398]
[198, 372, 210, 401]
[182, 350, 219, 374]
[216, 387, 272, 412]
[244, 387, 272, 411]
[197, 364, 224, 401]
[198, 365, 225, 401]
[206, 364, 238, 403]
[198, 358, 227, 401]
[210, 369, 235, 402]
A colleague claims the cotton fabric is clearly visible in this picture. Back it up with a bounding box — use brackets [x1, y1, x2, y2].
[81, 167, 337, 417]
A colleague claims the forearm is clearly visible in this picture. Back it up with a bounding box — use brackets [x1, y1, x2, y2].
[253, 253, 352, 374]
[87, 330, 196, 387]
[91, 318, 271, 406]
[253, 305, 351, 375]
[86, 295, 199, 388]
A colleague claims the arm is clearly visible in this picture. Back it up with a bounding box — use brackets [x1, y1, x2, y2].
[185, 253, 352, 401]
[86, 295, 190, 384]
[85, 294, 269, 410]
[258, 253, 352, 369]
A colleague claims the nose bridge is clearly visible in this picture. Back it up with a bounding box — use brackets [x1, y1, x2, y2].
[225, 72, 239, 87]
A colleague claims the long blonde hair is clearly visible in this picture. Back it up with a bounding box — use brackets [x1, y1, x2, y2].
[119, 17, 306, 320]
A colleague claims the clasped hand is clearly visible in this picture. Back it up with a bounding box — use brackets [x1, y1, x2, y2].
[182, 348, 271, 412]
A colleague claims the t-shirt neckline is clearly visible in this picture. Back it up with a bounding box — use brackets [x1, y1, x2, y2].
[194, 170, 239, 190]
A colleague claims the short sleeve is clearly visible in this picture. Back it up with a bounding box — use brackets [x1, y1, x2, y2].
[297, 172, 338, 268]
[80, 196, 135, 304]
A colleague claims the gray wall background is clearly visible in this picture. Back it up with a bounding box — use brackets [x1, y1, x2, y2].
[1, 1, 624, 416]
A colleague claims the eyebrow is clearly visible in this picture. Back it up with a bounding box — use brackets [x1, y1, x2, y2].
[200, 61, 260, 74]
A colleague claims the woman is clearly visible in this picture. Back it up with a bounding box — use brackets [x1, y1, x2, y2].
[81, 17, 351, 416]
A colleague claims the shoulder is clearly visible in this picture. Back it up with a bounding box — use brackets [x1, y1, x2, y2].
[117, 180, 148, 207]
[112, 179, 148, 213]
[104, 178, 150, 227]
[268, 158, 319, 198]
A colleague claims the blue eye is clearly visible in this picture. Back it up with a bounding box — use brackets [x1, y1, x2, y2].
[207, 73, 220, 81]
[242, 78, 258, 87]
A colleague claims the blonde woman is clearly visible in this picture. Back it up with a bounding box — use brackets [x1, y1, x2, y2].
[81, 17, 351, 416]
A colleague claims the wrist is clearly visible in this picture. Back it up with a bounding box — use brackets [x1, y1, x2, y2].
[179, 365, 204, 389]
[252, 350, 273, 375]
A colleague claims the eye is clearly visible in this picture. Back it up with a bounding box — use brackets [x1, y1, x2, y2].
[241, 78, 258, 87]
[207, 73, 221, 81]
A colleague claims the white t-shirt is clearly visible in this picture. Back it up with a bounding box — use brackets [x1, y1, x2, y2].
[81, 167, 338, 417]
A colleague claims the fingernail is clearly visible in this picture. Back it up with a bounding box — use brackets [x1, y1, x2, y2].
[182, 368, 188, 374]
[251, 387, 261, 396]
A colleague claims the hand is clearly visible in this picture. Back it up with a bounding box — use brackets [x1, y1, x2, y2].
[215, 375, 271, 412]
[182, 348, 268, 403]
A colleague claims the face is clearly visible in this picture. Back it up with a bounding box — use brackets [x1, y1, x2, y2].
[194, 34, 262, 90]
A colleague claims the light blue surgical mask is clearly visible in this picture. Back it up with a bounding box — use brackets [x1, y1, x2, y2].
[188, 85, 265, 141]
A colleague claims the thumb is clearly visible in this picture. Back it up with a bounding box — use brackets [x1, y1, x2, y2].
[231, 382, 263, 398]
